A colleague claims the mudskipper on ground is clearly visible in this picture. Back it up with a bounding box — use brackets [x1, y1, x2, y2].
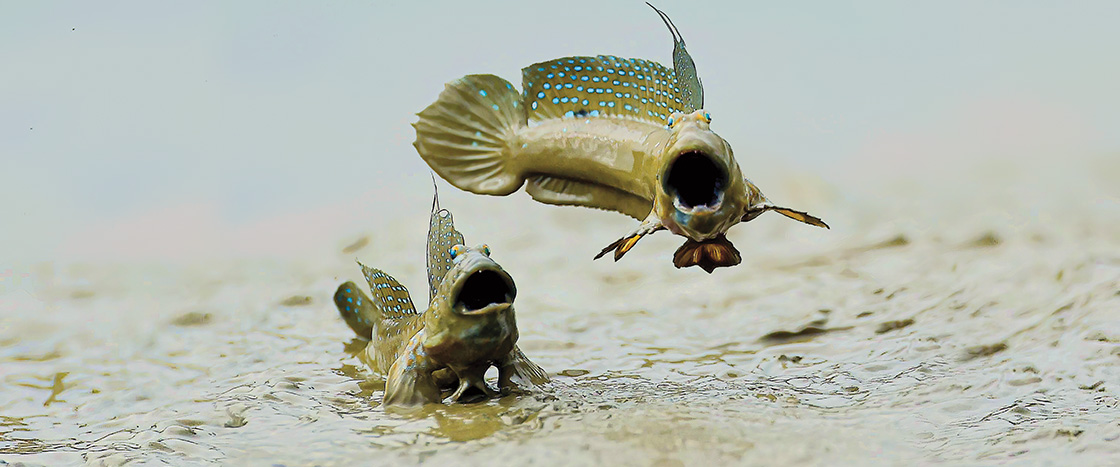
[413, 3, 828, 273]
[332, 192, 548, 407]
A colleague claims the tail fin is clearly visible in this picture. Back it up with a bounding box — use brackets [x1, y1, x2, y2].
[334, 281, 376, 339]
[413, 74, 527, 196]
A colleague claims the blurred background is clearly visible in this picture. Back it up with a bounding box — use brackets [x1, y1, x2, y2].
[3, 3, 1119, 464]
[2, 0, 1117, 264]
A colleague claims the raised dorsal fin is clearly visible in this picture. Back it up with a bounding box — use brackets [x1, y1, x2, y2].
[647, 3, 703, 111]
[521, 55, 687, 126]
[425, 186, 466, 301]
[358, 262, 419, 318]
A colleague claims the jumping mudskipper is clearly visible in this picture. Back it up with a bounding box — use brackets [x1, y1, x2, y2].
[413, 4, 828, 273]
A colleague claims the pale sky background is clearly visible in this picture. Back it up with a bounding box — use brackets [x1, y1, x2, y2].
[2, 1, 1118, 263]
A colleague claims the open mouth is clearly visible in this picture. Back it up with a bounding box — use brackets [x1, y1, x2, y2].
[664, 151, 727, 211]
[454, 269, 514, 314]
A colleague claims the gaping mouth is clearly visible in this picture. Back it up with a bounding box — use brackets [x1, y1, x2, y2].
[664, 151, 727, 212]
[453, 269, 515, 315]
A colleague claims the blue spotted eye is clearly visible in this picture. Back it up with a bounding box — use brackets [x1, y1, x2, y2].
[703, 111, 711, 123]
[450, 245, 465, 260]
[481, 244, 491, 256]
[667, 116, 675, 127]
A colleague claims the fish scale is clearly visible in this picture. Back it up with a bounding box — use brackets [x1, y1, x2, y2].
[521, 55, 687, 126]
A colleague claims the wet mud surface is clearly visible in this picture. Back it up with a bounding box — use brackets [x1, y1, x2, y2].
[2, 163, 1118, 465]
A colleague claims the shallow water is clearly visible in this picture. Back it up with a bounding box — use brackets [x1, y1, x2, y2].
[2, 157, 1119, 466]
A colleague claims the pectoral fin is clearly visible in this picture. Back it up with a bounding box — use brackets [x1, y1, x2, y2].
[499, 345, 550, 390]
[743, 204, 829, 229]
[383, 333, 442, 407]
[593, 215, 665, 262]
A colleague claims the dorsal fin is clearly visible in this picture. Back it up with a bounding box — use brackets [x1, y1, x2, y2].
[647, 3, 703, 111]
[425, 186, 465, 301]
[357, 262, 419, 318]
[521, 55, 687, 126]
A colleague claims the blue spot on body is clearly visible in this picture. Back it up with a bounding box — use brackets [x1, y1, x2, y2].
[478, 89, 487, 97]
[492, 104, 499, 110]
[537, 91, 545, 98]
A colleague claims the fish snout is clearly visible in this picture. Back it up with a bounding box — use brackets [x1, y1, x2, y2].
[449, 255, 516, 316]
[660, 139, 736, 239]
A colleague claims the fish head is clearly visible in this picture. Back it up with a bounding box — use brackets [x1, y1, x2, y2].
[656, 110, 747, 241]
[425, 243, 518, 363]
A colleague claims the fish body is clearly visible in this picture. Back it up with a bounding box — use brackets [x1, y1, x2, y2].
[333, 194, 547, 407]
[413, 4, 827, 272]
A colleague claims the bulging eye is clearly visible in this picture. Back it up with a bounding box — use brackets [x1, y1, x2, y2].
[481, 244, 491, 256]
[703, 111, 711, 123]
[449, 245, 464, 259]
[666, 116, 675, 127]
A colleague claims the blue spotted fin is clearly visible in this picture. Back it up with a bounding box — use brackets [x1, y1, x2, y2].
[521, 55, 685, 126]
[648, 3, 703, 111]
[414, 75, 527, 196]
[334, 281, 376, 339]
[358, 262, 419, 320]
[425, 193, 465, 301]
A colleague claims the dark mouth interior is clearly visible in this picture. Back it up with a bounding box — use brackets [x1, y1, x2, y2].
[665, 151, 727, 209]
[456, 270, 512, 311]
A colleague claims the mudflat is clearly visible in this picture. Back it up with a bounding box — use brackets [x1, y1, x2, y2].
[2, 153, 1118, 466]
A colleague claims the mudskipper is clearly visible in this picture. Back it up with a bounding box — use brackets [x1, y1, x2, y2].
[413, 4, 828, 272]
[333, 192, 548, 407]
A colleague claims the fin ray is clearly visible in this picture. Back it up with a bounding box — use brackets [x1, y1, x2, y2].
[358, 262, 419, 318]
[672, 236, 742, 273]
[414, 74, 526, 196]
[502, 346, 550, 387]
[526, 175, 652, 220]
[647, 3, 703, 111]
[426, 195, 466, 301]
